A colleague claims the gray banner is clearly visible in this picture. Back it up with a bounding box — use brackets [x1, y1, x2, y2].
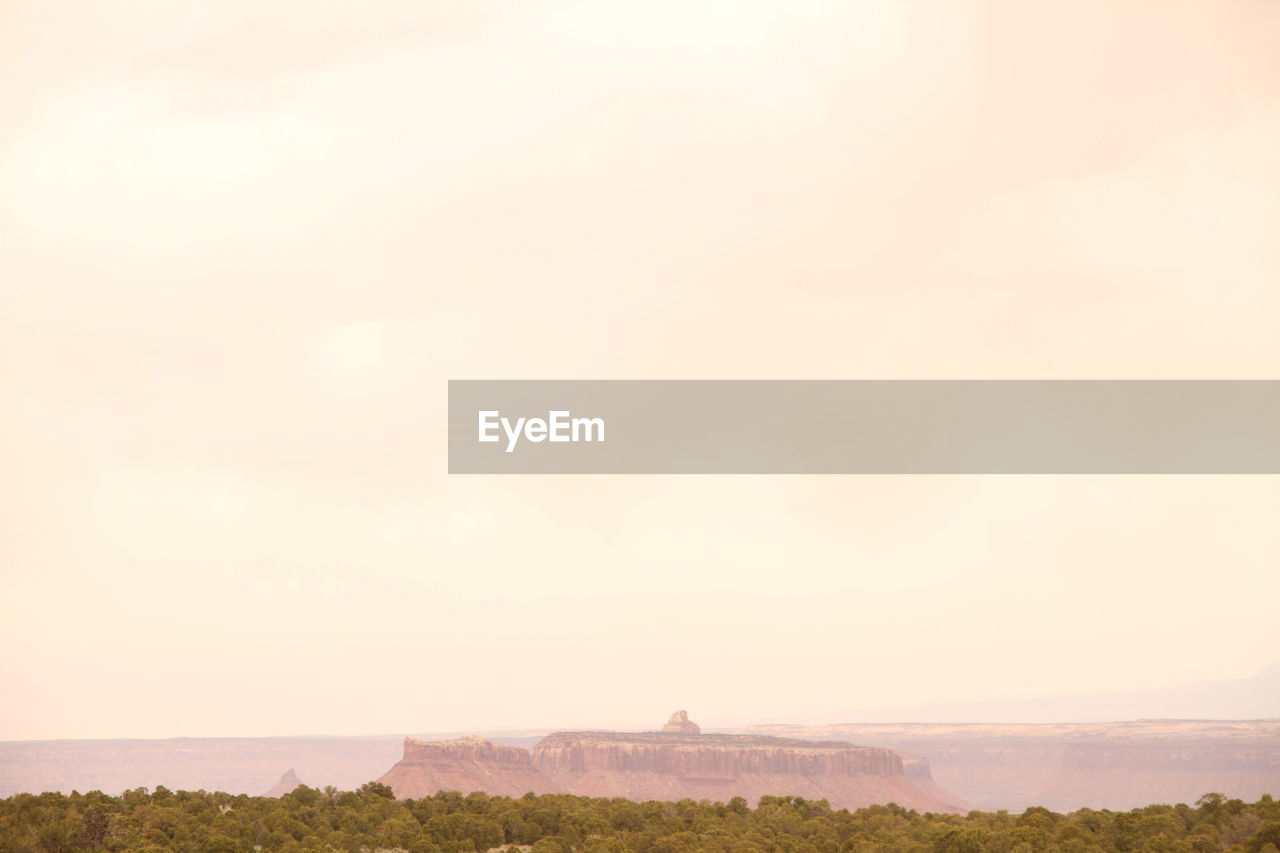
[448, 381, 1280, 474]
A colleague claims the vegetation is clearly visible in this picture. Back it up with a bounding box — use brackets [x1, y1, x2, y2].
[2, 785, 1278, 853]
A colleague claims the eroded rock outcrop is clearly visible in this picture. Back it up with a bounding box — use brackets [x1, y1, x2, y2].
[264, 768, 303, 797]
[532, 727, 964, 812]
[375, 715, 964, 811]
[731, 720, 1280, 812]
[1033, 740, 1280, 811]
[662, 710, 702, 734]
[378, 736, 560, 798]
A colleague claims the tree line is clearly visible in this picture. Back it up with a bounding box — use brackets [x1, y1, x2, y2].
[2, 783, 1278, 853]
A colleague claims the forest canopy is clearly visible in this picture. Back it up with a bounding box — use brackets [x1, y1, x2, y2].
[2, 785, 1278, 853]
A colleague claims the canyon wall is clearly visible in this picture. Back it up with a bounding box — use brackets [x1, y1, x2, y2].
[374, 716, 964, 812]
[1035, 740, 1280, 811]
[529, 728, 963, 812]
[733, 720, 1280, 811]
[379, 736, 561, 799]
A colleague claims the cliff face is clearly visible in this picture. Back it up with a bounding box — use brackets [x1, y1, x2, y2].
[401, 736, 535, 766]
[1059, 743, 1280, 772]
[378, 736, 560, 799]
[375, 715, 964, 812]
[532, 730, 963, 812]
[732, 720, 1280, 812]
[663, 711, 702, 734]
[534, 732, 902, 775]
[1032, 741, 1280, 811]
[898, 742, 1062, 811]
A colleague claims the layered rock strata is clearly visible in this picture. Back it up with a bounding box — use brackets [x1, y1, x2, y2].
[662, 711, 702, 734]
[378, 736, 560, 798]
[733, 720, 1280, 811]
[531, 730, 963, 812]
[376, 714, 964, 812]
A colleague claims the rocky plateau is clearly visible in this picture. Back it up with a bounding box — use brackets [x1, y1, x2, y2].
[376, 713, 964, 812]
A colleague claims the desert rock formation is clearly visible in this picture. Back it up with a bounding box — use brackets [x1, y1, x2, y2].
[662, 710, 702, 734]
[733, 719, 1280, 811]
[376, 715, 964, 812]
[11, 715, 1269, 812]
[532, 729, 962, 812]
[378, 736, 560, 799]
[264, 768, 304, 797]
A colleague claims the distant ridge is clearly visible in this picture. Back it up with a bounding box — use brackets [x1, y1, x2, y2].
[810, 661, 1280, 725]
[727, 719, 1280, 811]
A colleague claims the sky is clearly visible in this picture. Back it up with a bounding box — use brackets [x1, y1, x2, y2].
[1, 0, 1279, 740]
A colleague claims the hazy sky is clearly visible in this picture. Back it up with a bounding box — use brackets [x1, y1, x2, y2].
[2, 0, 1279, 740]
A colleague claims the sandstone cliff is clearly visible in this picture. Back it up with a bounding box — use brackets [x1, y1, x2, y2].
[374, 715, 963, 812]
[532, 730, 964, 812]
[733, 720, 1280, 812]
[663, 711, 702, 734]
[1033, 739, 1280, 810]
[378, 736, 560, 799]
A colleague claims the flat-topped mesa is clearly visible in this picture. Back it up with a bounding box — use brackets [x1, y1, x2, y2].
[401, 735, 534, 765]
[662, 710, 702, 734]
[379, 736, 560, 799]
[372, 719, 965, 812]
[534, 731, 903, 775]
[532, 730, 964, 812]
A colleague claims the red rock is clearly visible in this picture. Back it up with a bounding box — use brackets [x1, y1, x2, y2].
[378, 736, 560, 799]
[532, 730, 964, 812]
[263, 768, 303, 797]
[662, 710, 702, 734]
[376, 716, 965, 811]
[732, 720, 1280, 812]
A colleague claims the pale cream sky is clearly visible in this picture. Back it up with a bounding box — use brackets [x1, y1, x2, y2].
[1, 0, 1278, 740]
